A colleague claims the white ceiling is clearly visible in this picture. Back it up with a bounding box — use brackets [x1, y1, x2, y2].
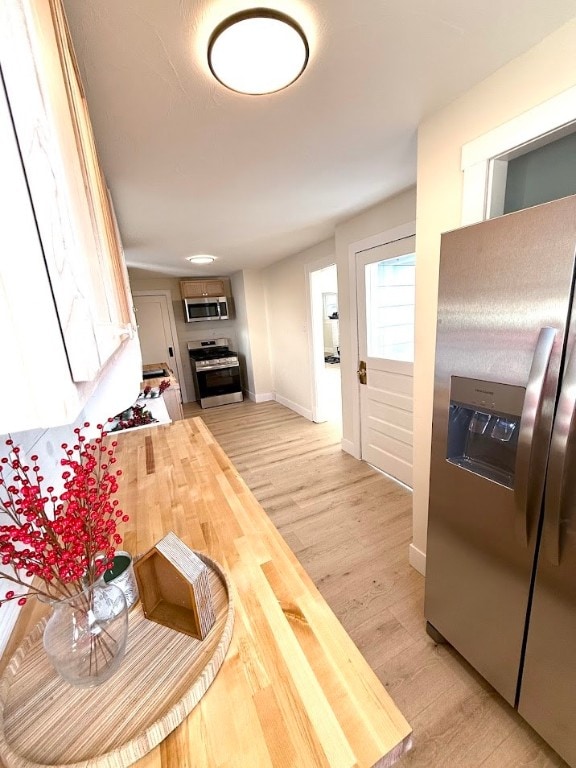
[63, 0, 576, 277]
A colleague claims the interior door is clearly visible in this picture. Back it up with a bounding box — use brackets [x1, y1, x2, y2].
[356, 236, 415, 486]
[134, 293, 177, 367]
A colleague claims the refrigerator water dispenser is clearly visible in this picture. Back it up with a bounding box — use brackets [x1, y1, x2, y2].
[446, 376, 526, 488]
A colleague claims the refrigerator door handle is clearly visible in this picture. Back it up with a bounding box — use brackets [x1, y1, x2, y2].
[514, 326, 557, 545]
[543, 340, 576, 565]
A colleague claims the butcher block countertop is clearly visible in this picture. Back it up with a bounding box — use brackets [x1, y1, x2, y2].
[1, 417, 412, 768]
[141, 362, 179, 390]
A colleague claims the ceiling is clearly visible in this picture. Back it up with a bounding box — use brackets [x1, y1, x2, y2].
[63, 0, 576, 277]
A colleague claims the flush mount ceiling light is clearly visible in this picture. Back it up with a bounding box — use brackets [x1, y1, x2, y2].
[208, 8, 309, 95]
[186, 255, 216, 265]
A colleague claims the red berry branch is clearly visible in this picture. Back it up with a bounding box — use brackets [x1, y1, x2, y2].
[0, 423, 128, 608]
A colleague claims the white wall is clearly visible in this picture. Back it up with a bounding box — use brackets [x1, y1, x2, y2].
[262, 187, 417, 431]
[230, 269, 274, 400]
[412, 18, 576, 570]
[242, 270, 274, 399]
[229, 271, 253, 395]
[264, 239, 334, 419]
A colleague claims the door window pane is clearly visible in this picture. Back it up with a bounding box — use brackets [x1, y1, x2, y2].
[365, 253, 415, 361]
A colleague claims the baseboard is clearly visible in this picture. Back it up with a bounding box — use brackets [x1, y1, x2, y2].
[341, 438, 360, 458]
[409, 543, 426, 575]
[245, 390, 275, 403]
[274, 394, 313, 421]
[253, 392, 275, 403]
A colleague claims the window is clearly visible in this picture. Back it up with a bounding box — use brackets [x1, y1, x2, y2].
[365, 253, 416, 362]
[503, 130, 576, 214]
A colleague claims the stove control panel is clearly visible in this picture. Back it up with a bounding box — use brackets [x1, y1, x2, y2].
[195, 356, 239, 369]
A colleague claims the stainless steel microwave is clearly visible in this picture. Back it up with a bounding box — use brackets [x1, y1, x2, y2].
[183, 296, 230, 322]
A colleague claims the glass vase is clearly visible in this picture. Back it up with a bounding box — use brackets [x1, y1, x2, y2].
[42, 582, 128, 688]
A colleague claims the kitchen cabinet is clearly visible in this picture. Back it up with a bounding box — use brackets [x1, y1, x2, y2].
[161, 387, 184, 422]
[0, 0, 136, 434]
[180, 279, 229, 298]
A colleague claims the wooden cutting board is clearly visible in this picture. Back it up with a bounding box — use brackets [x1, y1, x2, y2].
[0, 553, 234, 768]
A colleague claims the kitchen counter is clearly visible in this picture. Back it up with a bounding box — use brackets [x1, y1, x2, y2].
[141, 362, 183, 421]
[1, 418, 412, 767]
[109, 393, 172, 433]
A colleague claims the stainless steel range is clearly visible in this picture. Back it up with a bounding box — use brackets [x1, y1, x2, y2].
[188, 338, 243, 409]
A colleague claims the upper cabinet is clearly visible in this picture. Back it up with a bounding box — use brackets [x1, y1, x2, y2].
[0, 0, 136, 434]
[180, 279, 230, 299]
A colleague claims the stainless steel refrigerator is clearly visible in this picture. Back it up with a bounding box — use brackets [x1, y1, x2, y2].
[425, 193, 576, 766]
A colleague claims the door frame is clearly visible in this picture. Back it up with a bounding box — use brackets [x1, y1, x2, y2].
[132, 290, 188, 402]
[347, 221, 416, 460]
[305, 255, 339, 423]
[461, 85, 576, 225]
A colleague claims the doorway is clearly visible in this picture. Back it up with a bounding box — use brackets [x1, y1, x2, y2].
[132, 291, 188, 402]
[356, 236, 416, 487]
[309, 264, 341, 426]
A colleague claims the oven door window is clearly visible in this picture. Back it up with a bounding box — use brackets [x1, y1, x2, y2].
[196, 366, 241, 397]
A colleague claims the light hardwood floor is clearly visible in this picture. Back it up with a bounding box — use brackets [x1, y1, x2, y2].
[183, 399, 568, 768]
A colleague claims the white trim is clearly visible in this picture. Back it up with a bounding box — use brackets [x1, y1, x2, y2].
[461, 161, 489, 225]
[304, 255, 338, 424]
[487, 158, 509, 219]
[461, 85, 576, 225]
[462, 86, 576, 169]
[341, 437, 359, 458]
[409, 543, 426, 575]
[348, 247, 361, 454]
[245, 390, 275, 403]
[348, 221, 417, 459]
[132, 290, 188, 403]
[275, 393, 313, 421]
[351, 222, 416, 256]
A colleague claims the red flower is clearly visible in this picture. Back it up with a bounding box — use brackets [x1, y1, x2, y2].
[0, 424, 128, 607]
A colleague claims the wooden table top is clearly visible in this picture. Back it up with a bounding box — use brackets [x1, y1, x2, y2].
[1, 417, 412, 768]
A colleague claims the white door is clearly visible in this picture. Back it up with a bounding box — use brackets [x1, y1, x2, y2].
[133, 293, 187, 399]
[356, 236, 416, 486]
